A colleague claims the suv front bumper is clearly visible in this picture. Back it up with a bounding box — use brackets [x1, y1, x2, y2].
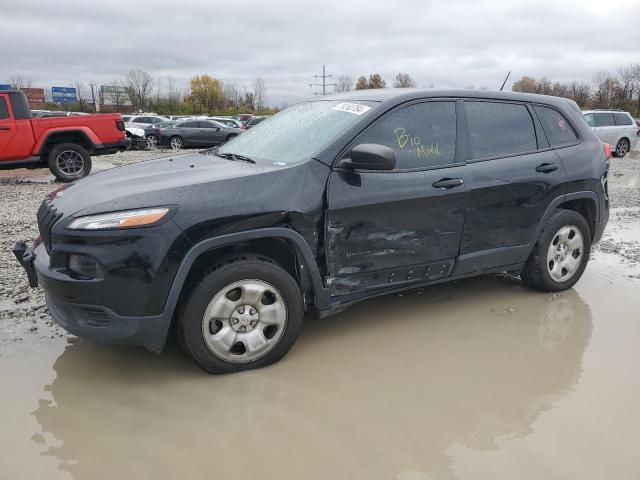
[14, 242, 169, 353]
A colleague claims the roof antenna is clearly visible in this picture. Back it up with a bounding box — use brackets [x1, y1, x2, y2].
[499, 71, 511, 91]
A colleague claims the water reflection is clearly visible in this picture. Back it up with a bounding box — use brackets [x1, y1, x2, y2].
[33, 276, 592, 480]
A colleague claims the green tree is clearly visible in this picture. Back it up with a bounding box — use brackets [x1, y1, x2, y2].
[189, 74, 222, 113]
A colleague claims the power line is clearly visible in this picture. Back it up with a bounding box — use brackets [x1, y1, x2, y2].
[309, 64, 336, 96]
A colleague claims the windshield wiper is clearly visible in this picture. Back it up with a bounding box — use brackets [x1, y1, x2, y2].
[216, 152, 256, 164]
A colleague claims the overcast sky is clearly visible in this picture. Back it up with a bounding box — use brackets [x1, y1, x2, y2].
[1, 0, 638, 107]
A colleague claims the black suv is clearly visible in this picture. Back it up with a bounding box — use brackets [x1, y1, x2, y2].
[15, 90, 609, 374]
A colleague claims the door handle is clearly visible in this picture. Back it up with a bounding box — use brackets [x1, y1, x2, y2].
[535, 163, 558, 173]
[0, 126, 10, 131]
[432, 178, 464, 189]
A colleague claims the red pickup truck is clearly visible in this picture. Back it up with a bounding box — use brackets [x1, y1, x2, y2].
[0, 90, 130, 181]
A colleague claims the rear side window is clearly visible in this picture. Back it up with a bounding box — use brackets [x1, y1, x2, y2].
[353, 101, 456, 169]
[178, 121, 199, 128]
[465, 101, 537, 159]
[534, 106, 578, 147]
[594, 113, 615, 127]
[613, 113, 633, 126]
[0, 97, 8, 119]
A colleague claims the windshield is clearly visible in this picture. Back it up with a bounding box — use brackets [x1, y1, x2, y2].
[217, 100, 378, 165]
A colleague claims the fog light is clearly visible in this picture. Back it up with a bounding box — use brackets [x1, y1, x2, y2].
[68, 254, 100, 280]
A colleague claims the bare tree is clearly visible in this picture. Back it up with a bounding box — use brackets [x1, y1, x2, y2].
[368, 74, 386, 89]
[166, 77, 181, 112]
[335, 75, 353, 92]
[253, 77, 266, 111]
[393, 73, 416, 88]
[222, 81, 240, 109]
[74, 80, 89, 112]
[569, 81, 591, 108]
[9, 75, 32, 90]
[125, 69, 154, 111]
[618, 64, 637, 102]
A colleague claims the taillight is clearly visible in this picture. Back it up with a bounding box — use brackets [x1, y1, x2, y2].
[116, 120, 125, 131]
[603, 143, 612, 159]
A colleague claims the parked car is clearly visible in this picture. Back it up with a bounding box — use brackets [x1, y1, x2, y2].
[0, 90, 130, 181]
[15, 90, 609, 374]
[121, 114, 169, 125]
[158, 119, 241, 149]
[582, 110, 639, 157]
[143, 121, 176, 145]
[241, 116, 266, 130]
[208, 117, 243, 128]
[231, 113, 253, 123]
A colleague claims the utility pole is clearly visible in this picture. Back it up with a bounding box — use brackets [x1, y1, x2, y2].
[310, 65, 336, 96]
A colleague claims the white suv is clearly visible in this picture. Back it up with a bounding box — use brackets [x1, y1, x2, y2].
[583, 110, 639, 157]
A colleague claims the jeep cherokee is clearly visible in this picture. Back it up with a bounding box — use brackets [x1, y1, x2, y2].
[15, 89, 609, 374]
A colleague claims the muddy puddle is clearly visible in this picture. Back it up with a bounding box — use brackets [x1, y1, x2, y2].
[1, 256, 639, 479]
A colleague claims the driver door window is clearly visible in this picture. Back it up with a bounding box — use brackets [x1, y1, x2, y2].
[352, 101, 456, 169]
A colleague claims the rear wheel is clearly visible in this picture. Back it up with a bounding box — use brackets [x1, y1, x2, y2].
[48, 143, 92, 182]
[614, 138, 630, 157]
[169, 136, 183, 150]
[521, 209, 591, 292]
[178, 257, 304, 374]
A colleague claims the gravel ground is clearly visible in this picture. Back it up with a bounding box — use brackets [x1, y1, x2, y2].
[0, 148, 638, 352]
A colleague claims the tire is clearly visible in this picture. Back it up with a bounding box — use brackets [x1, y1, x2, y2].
[48, 143, 92, 182]
[146, 134, 158, 147]
[178, 257, 304, 374]
[225, 134, 238, 142]
[614, 138, 630, 158]
[521, 209, 591, 292]
[169, 136, 183, 150]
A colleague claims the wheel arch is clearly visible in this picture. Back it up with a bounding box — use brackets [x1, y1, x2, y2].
[524, 192, 599, 260]
[167, 228, 330, 321]
[35, 128, 97, 156]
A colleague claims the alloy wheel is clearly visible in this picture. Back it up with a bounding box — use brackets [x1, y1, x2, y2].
[56, 150, 85, 175]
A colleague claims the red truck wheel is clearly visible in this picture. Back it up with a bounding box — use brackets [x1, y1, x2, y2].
[48, 143, 92, 182]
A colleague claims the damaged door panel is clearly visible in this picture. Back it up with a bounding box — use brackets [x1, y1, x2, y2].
[326, 168, 468, 294]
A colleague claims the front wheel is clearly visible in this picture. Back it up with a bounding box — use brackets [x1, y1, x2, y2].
[48, 143, 92, 182]
[225, 134, 238, 143]
[521, 209, 591, 292]
[169, 136, 183, 150]
[614, 138, 630, 158]
[178, 257, 304, 374]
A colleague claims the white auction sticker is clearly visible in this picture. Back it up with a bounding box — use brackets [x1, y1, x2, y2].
[333, 103, 372, 115]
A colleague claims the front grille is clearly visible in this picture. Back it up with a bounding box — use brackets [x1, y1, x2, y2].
[37, 200, 62, 253]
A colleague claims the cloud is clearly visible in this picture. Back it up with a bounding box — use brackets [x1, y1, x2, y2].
[1, 0, 638, 106]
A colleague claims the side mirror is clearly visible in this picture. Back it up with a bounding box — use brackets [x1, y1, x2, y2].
[341, 144, 396, 171]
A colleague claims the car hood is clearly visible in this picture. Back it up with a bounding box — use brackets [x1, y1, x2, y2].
[51, 152, 283, 217]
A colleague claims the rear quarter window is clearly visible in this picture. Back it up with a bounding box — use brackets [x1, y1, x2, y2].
[465, 101, 537, 159]
[594, 113, 615, 127]
[613, 113, 633, 126]
[534, 105, 578, 147]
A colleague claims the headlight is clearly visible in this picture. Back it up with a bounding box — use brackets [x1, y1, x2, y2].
[67, 207, 170, 230]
